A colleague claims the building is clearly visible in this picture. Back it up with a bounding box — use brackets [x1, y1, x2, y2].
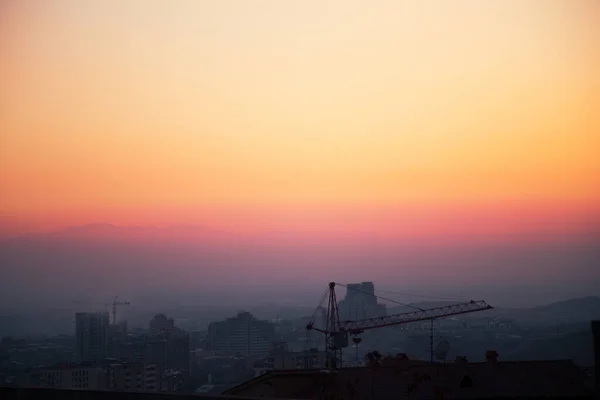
[75, 312, 110, 362]
[124, 335, 167, 367]
[592, 320, 599, 391]
[265, 348, 328, 371]
[251, 343, 328, 378]
[17, 360, 183, 393]
[108, 361, 185, 392]
[206, 312, 276, 358]
[124, 333, 189, 377]
[107, 321, 128, 359]
[161, 368, 186, 392]
[108, 362, 160, 392]
[6, 320, 600, 400]
[149, 314, 176, 335]
[19, 362, 107, 390]
[163, 330, 191, 375]
[123, 316, 191, 378]
[149, 314, 191, 376]
[338, 282, 386, 321]
[197, 356, 251, 385]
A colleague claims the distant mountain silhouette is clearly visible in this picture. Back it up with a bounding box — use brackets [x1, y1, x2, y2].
[505, 329, 594, 366]
[507, 296, 600, 325]
[531, 295, 600, 316]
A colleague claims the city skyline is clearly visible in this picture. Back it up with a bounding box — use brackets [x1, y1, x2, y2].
[1, 1, 599, 397]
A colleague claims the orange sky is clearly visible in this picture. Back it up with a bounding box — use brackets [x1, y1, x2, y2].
[1, 0, 599, 236]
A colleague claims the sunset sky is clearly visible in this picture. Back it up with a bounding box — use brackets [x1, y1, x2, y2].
[1, 0, 599, 239]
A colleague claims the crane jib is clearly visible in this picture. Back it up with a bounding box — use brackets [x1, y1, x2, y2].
[340, 300, 493, 334]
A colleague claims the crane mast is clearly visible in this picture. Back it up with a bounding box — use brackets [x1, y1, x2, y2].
[112, 296, 130, 325]
[324, 282, 343, 369]
[306, 282, 493, 369]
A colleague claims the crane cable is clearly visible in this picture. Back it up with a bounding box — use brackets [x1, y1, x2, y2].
[308, 286, 330, 327]
[374, 288, 468, 302]
[335, 282, 424, 311]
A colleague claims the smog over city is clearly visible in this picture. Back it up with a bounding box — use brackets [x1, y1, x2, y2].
[0, 0, 599, 397]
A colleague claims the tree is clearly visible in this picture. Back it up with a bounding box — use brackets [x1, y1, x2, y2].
[365, 350, 382, 367]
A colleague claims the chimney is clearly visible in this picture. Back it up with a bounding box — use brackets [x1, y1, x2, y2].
[485, 350, 498, 365]
[592, 320, 599, 394]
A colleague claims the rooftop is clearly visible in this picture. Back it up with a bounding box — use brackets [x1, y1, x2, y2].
[224, 359, 593, 399]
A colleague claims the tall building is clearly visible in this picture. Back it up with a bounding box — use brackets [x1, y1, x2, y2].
[164, 330, 191, 375]
[107, 320, 128, 359]
[149, 314, 176, 335]
[75, 312, 110, 362]
[339, 282, 386, 320]
[206, 312, 275, 358]
[125, 314, 191, 377]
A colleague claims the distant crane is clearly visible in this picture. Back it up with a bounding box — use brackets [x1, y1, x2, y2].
[306, 282, 493, 369]
[71, 296, 130, 324]
[111, 296, 130, 325]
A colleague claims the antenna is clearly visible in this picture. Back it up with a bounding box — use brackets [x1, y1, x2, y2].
[352, 336, 362, 365]
[434, 340, 450, 363]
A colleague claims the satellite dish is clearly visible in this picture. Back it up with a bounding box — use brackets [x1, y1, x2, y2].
[434, 340, 450, 361]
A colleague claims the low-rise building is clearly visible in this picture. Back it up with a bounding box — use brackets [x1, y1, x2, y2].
[107, 362, 160, 392]
[265, 348, 328, 370]
[21, 362, 106, 390]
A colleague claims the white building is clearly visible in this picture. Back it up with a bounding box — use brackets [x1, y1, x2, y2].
[338, 282, 387, 321]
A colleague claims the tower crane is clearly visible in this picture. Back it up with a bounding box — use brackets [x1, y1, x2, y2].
[306, 282, 493, 369]
[71, 296, 130, 325]
[111, 296, 130, 325]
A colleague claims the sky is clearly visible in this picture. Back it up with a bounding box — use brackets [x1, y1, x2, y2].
[0, 1, 599, 304]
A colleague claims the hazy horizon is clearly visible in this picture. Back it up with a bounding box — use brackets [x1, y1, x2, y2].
[1, 221, 598, 313]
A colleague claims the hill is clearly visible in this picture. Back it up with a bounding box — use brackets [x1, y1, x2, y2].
[530, 296, 600, 320]
[505, 329, 594, 366]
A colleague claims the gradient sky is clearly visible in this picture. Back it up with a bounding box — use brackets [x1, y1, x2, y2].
[1, 0, 599, 238]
